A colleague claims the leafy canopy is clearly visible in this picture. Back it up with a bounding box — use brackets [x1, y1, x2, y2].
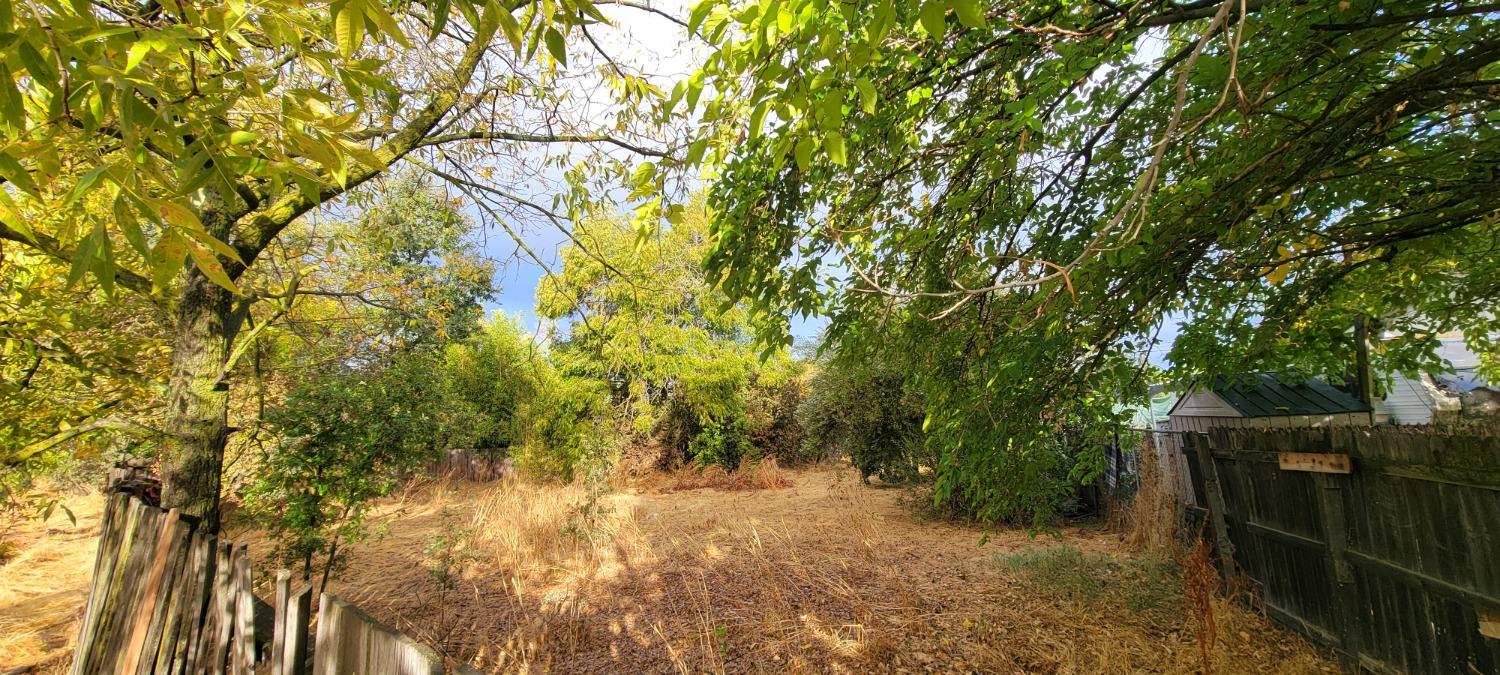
[0, 0, 653, 294]
[680, 0, 1500, 520]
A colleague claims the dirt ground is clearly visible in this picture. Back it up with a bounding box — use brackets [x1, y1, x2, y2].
[1, 465, 1337, 673]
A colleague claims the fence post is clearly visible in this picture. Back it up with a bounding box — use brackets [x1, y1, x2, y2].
[1189, 432, 1238, 581]
[273, 571, 289, 675]
[231, 546, 256, 675]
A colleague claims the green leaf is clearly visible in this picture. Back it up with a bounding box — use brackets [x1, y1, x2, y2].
[794, 136, 814, 172]
[17, 40, 58, 88]
[951, 0, 986, 28]
[149, 229, 187, 291]
[544, 27, 567, 66]
[685, 138, 708, 165]
[148, 199, 203, 231]
[184, 227, 245, 264]
[688, 0, 713, 34]
[823, 131, 846, 166]
[749, 101, 770, 139]
[335, 0, 365, 56]
[92, 223, 116, 297]
[0, 151, 40, 198]
[854, 78, 877, 114]
[125, 41, 151, 72]
[428, 0, 451, 39]
[67, 227, 98, 288]
[496, 5, 522, 53]
[0, 64, 22, 131]
[0, 188, 35, 241]
[919, 0, 946, 38]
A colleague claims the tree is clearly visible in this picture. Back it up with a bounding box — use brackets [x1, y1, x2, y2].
[797, 357, 925, 484]
[246, 351, 447, 589]
[1, 0, 675, 528]
[536, 201, 801, 467]
[682, 0, 1500, 519]
[1, 247, 168, 462]
[441, 313, 544, 451]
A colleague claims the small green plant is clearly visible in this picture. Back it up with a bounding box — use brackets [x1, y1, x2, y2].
[423, 510, 479, 654]
[997, 545, 1181, 612]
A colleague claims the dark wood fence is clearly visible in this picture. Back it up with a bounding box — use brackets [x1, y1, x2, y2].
[429, 449, 514, 482]
[1184, 427, 1500, 674]
[72, 487, 452, 675]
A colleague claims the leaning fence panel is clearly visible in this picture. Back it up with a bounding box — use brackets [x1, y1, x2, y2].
[1186, 426, 1500, 674]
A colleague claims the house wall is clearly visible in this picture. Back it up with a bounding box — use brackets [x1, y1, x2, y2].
[1376, 335, 1478, 425]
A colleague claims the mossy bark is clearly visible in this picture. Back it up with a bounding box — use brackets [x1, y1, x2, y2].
[159, 200, 242, 531]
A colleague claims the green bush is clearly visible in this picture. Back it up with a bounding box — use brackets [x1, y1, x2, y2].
[513, 372, 613, 481]
[687, 416, 755, 469]
[246, 352, 447, 586]
[797, 358, 927, 483]
[744, 358, 807, 461]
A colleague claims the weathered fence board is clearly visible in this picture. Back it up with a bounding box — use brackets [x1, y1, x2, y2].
[1188, 427, 1500, 674]
[313, 594, 444, 675]
[72, 487, 469, 674]
[430, 449, 514, 482]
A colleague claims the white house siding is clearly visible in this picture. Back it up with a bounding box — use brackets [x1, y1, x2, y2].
[1377, 335, 1479, 425]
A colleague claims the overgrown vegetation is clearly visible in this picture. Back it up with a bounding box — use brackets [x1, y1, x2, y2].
[536, 202, 808, 473]
[2, 0, 1495, 614]
[798, 358, 925, 484]
[681, 0, 1500, 523]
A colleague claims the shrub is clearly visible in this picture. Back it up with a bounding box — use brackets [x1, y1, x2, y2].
[797, 358, 927, 483]
[687, 416, 755, 469]
[744, 358, 808, 462]
[245, 352, 446, 587]
[513, 373, 613, 481]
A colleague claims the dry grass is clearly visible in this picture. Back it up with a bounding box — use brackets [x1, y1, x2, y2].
[298, 466, 1335, 673]
[1119, 436, 1184, 556]
[635, 456, 793, 493]
[3, 464, 1336, 674]
[0, 492, 103, 674]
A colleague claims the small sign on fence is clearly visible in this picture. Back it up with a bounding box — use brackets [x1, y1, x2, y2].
[1276, 451, 1353, 474]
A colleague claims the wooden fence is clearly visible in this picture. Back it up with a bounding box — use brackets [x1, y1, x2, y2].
[429, 449, 514, 483]
[71, 487, 454, 674]
[1183, 427, 1500, 674]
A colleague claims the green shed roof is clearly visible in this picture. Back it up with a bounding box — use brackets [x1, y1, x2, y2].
[1211, 373, 1371, 417]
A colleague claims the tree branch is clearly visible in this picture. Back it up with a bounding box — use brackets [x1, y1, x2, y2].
[415, 129, 671, 158]
[0, 222, 154, 296]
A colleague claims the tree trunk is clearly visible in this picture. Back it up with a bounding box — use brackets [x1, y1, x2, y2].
[160, 197, 242, 531]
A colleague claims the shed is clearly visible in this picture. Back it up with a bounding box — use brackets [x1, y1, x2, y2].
[1157, 374, 1374, 504]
